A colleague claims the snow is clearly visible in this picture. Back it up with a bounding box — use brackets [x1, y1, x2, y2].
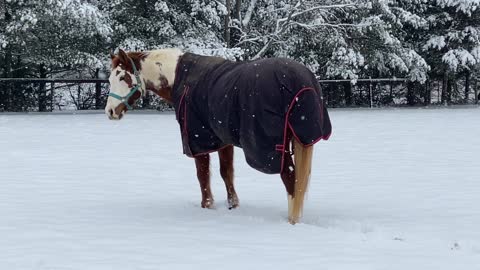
[1, 108, 480, 269]
[424, 35, 447, 51]
[442, 49, 478, 71]
[436, 0, 480, 15]
[154, 1, 170, 13]
[326, 46, 366, 80]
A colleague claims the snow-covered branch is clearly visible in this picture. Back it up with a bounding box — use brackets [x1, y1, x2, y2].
[290, 21, 373, 30]
[251, 1, 359, 59]
[284, 3, 358, 21]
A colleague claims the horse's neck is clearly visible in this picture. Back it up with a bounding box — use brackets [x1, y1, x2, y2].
[141, 49, 183, 103]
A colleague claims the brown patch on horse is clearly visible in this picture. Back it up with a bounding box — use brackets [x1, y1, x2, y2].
[114, 102, 126, 117]
[159, 74, 169, 89]
[129, 90, 142, 104]
[123, 73, 133, 87]
[112, 86, 142, 117]
[146, 80, 173, 103]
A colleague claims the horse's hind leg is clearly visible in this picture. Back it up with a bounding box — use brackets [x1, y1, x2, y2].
[218, 145, 239, 209]
[290, 139, 314, 224]
[194, 154, 214, 209]
[281, 138, 314, 224]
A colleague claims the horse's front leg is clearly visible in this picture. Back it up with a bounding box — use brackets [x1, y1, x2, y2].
[194, 154, 214, 209]
[218, 145, 239, 209]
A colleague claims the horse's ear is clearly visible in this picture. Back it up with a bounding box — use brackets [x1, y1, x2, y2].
[118, 49, 129, 64]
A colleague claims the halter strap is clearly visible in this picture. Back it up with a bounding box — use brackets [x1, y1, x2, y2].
[108, 57, 143, 110]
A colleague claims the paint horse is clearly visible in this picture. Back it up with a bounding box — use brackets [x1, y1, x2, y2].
[105, 48, 332, 224]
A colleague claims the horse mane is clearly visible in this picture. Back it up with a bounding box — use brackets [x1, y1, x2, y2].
[128, 52, 149, 62]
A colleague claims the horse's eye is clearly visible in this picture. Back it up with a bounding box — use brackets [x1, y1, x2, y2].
[119, 76, 125, 81]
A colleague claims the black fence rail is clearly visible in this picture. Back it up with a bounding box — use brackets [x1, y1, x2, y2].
[0, 78, 110, 112]
[0, 77, 478, 112]
[0, 78, 108, 83]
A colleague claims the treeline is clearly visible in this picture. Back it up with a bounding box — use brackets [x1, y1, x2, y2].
[0, 0, 479, 111]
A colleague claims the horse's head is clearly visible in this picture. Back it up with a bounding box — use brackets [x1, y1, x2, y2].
[106, 48, 182, 119]
[105, 49, 144, 120]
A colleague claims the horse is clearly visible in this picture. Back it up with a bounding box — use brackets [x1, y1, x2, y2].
[105, 48, 332, 224]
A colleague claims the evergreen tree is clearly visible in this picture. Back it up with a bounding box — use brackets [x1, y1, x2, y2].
[1, 0, 111, 111]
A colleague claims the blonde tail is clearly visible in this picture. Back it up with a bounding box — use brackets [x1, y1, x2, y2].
[289, 139, 313, 224]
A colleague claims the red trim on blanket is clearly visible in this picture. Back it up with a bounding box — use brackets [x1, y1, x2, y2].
[279, 87, 333, 173]
[287, 121, 332, 147]
[177, 86, 187, 121]
[183, 86, 190, 138]
[177, 85, 193, 156]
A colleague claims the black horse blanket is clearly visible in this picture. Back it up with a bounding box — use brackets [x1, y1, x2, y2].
[172, 53, 332, 174]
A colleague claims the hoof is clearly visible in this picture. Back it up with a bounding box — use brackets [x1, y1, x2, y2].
[288, 216, 298, 225]
[287, 194, 299, 224]
[201, 198, 215, 209]
[228, 203, 239, 210]
[227, 194, 239, 210]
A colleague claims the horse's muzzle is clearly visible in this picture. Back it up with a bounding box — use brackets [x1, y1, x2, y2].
[106, 105, 125, 120]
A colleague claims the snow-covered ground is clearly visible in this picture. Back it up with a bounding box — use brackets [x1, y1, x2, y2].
[1, 107, 479, 270]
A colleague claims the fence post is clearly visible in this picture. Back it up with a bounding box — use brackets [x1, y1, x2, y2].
[465, 71, 470, 104]
[50, 82, 55, 111]
[369, 77, 373, 108]
[352, 82, 357, 106]
[95, 68, 102, 109]
[437, 81, 440, 104]
[475, 78, 478, 104]
[343, 81, 353, 106]
[142, 92, 150, 109]
[38, 64, 47, 112]
[6, 82, 12, 111]
[389, 82, 393, 103]
[424, 80, 430, 105]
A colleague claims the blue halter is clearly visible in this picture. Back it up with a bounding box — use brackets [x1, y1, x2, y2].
[108, 58, 142, 110]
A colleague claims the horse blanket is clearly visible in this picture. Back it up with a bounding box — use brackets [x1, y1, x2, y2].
[171, 53, 332, 174]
